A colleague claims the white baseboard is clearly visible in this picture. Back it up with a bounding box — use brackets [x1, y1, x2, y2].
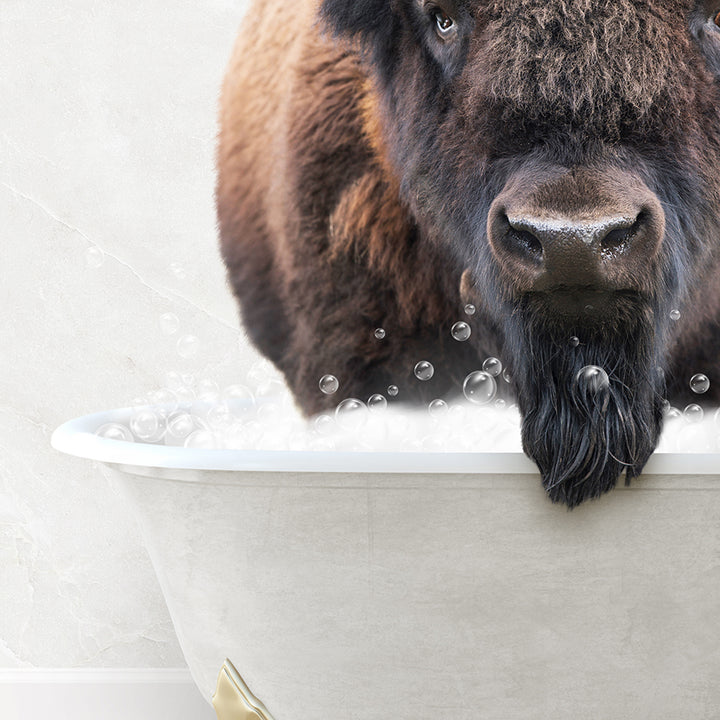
[0, 668, 217, 720]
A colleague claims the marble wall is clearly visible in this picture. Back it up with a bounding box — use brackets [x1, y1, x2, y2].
[0, 0, 258, 667]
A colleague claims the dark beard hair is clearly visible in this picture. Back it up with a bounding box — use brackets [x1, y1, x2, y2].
[505, 299, 666, 507]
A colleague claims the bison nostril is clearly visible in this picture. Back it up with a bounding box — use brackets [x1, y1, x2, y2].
[600, 226, 632, 253]
[600, 212, 646, 255]
[510, 228, 544, 261]
[499, 213, 544, 264]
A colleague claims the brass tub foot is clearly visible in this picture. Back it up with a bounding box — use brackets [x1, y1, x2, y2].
[212, 659, 276, 720]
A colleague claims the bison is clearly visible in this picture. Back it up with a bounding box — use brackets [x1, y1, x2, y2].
[217, 0, 720, 506]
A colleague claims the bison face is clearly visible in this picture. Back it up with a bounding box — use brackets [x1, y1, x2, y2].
[321, 0, 720, 505]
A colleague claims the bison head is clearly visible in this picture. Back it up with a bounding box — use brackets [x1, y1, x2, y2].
[321, 0, 720, 505]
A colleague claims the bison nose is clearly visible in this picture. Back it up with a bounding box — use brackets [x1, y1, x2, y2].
[487, 169, 665, 294]
[499, 211, 651, 288]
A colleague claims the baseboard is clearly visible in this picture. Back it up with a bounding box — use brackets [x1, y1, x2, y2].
[0, 668, 217, 720]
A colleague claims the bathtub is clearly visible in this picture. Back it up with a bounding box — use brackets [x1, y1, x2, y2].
[52, 406, 720, 720]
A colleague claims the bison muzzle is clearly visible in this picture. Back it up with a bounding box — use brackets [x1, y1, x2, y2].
[217, 0, 720, 506]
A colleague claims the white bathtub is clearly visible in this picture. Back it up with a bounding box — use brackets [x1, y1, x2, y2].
[52, 406, 720, 719]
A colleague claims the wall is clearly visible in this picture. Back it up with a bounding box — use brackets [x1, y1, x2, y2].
[0, 0, 258, 684]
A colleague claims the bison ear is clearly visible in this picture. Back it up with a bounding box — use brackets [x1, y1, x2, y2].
[320, 0, 393, 41]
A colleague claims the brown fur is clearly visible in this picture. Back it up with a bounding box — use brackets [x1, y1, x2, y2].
[217, 0, 720, 427]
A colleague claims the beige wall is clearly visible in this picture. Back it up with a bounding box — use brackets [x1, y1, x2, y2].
[0, 0, 260, 667]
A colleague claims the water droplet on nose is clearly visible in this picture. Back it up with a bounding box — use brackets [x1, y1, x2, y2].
[464, 304, 476, 315]
[463, 371, 497, 405]
[368, 394, 387, 412]
[575, 365, 610, 394]
[335, 398, 368, 431]
[690, 373, 710, 394]
[428, 398, 448, 417]
[684, 404, 704, 423]
[387, 385, 399, 397]
[569, 336, 580, 348]
[414, 361, 434, 381]
[159, 313, 180, 335]
[482, 357, 503, 377]
[96, 422, 133, 442]
[176, 334, 200, 359]
[670, 309, 681, 321]
[319, 374, 339, 394]
[85, 246, 105, 268]
[451, 322, 471, 341]
[374, 328, 386, 340]
[584, 305, 594, 314]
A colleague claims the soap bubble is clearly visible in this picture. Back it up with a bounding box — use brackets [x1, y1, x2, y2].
[464, 304, 476, 315]
[174, 386, 195, 406]
[482, 357, 503, 377]
[246, 360, 276, 387]
[319, 374, 339, 394]
[463, 371, 497, 405]
[313, 414, 335, 436]
[146, 389, 178, 417]
[502, 368, 512, 384]
[575, 365, 610, 395]
[428, 399, 449, 418]
[222, 384, 254, 407]
[170, 262, 187, 280]
[207, 404, 236, 431]
[130, 408, 162, 441]
[164, 370, 184, 392]
[670, 309, 681, 321]
[690, 373, 710, 394]
[387, 385, 399, 397]
[184, 430, 222, 449]
[159, 313, 180, 335]
[584, 304, 594, 314]
[451, 322, 471, 342]
[96, 422, 133, 442]
[165, 412, 198, 443]
[367, 394, 387, 412]
[176, 334, 200, 359]
[684, 404, 704, 423]
[335, 398, 368, 431]
[374, 328, 386, 340]
[569, 336, 580, 348]
[85, 246, 105, 268]
[414, 361, 434, 381]
[495, 399, 506, 410]
[256, 402, 282, 423]
[664, 406, 682, 420]
[226, 420, 262, 449]
[195, 377, 220, 404]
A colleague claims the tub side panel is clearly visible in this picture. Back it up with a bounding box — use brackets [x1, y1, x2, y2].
[108, 466, 720, 720]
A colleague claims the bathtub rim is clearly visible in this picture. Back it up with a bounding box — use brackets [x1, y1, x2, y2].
[51, 406, 720, 477]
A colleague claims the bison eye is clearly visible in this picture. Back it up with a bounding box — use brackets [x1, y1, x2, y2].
[432, 8, 457, 38]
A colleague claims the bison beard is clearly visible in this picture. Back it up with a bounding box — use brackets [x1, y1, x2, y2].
[506, 299, 665, 507]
